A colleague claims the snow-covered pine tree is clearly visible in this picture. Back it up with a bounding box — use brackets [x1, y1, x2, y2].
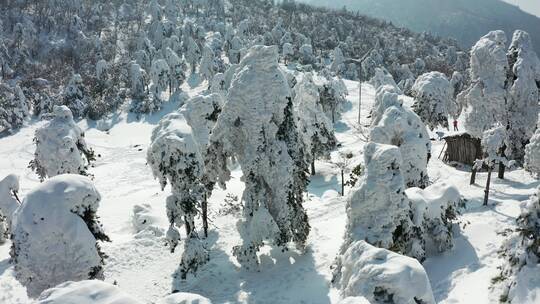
[282, 42, 294, 64]
[525, 125, 540, 178]
[29, 106, 95, 181]
[10, 174, 109, 297]
[294, 73, 337, 174]
[147, 112, 209, 279]
[199, 45, 216, 82]
[461, 31, 508, 138]
[63, 73, 89, 118]
[186, 37, 201, 73]
[336, 142, 424, 269]
[0, 174, 21, 228]
[504, 30, 540, 161]
[318, 76, 348, 123]
[0, 83, 29, 134]
[165, 47, 186, 94]
[370, 84, 402, 127]
[411, 72, 456, 130]
[180, 93, 224, 236]
[145, 58, 170, 113]
[205, 45, 310, 269]
[497, 186, 540, 302]
[370, 105, 431, 189]
[330, 46, 345, 75]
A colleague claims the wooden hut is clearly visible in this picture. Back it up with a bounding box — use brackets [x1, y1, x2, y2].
[442, 133, 482, 165]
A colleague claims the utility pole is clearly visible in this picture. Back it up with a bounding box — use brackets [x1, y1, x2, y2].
[346, 48, 373, 125]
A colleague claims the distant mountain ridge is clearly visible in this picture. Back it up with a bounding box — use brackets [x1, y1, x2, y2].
[302, 0, 540, 52]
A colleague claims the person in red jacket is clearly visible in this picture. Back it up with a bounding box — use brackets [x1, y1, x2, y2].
[453, 119, 459, 131]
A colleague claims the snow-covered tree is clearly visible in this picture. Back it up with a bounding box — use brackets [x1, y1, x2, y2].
[370, 67, 400, 93]
[299, 44, 314, 65]
[282, 42, 294, 64]
[338, 143, 424, 264]
[331, 46, 345, 74]
[165, 47, 187, 94]
[199, 45, 216, 82]
[411, 72, 456, 130]
[130, 62, 148, 101]
[461, 31, 508, 138]
[370, 84, 402, 127]
[319, 77, 348, 123]
[294, 73, 337, 174]
[29, 106, 95, 181]
[497, 187, 540, 302]
[147, 112, 209, 279]
[334, 241, 435, 304]
[63, 73, 89, 118]
[186, 37, 201, 73]
[205, 45, 310, 269]
[370, 106, 431, 189]
[504, 30, 540, 161]
[227, 36, 243, 65]
[139, 58, 170, 113]
[0, 210, 6, 244]
[525, 126, 540, 178]
[0, 83, 29, 134]
[0, 174, 21, 228]
[10, 174, 109, 297]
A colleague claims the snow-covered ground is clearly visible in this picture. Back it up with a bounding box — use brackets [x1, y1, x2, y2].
[0, 78, 538, 303]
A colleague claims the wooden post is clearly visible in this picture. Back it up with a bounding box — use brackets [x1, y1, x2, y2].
[341, 169, 345, 197]
[202, 193, 208, 238]
[311, 161, 316, 176]
[470, 168, 477, 185]
[498, 163, 505, 179]
[484, 166, 492, 206]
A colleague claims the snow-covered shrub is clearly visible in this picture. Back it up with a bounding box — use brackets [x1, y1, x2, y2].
[370, 106, 431, 189]
[504, 30, 540, 161]
[338, 143, 424, 264]
[132, 204, 165, 237]
[524, 126, 540, 178]
[0, 174, 21, 225]
[29, 106, 95, 181]
[157, 292, 212, 304]
[461, 31, 508, 138]
[497, 187, 540, 302]
[370, 84, 402, 127]
[11, 175, 109, 297]
[406, 182, 462, 253]
[335, 240, 435, 304]
[0, 83, 29, 134]
[206, 45, 310, 269]
[63, 74, 90, 118]
[37, 280, 141, 304]
[147, 112, 209, 279]
[411, 72, 456, 130]
[294, 73, 336, 170]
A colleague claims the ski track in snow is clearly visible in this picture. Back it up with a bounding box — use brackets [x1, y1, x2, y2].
[0, 78, 538, 303]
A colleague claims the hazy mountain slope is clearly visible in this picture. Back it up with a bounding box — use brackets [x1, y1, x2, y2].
[302, 0, 540, 51]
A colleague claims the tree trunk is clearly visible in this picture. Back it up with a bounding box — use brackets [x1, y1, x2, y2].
[498, 162, 505, 179]
[470, 168, 477, 185]
[484, 167, 492, 206]
[184, 216, 192, 236]
[341, 169, 345, 197]
[202, 194, 208, 238]
[311, 161, 316, 176]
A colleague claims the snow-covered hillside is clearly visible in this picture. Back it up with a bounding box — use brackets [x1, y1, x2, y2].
[1, 74, 538, 303]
